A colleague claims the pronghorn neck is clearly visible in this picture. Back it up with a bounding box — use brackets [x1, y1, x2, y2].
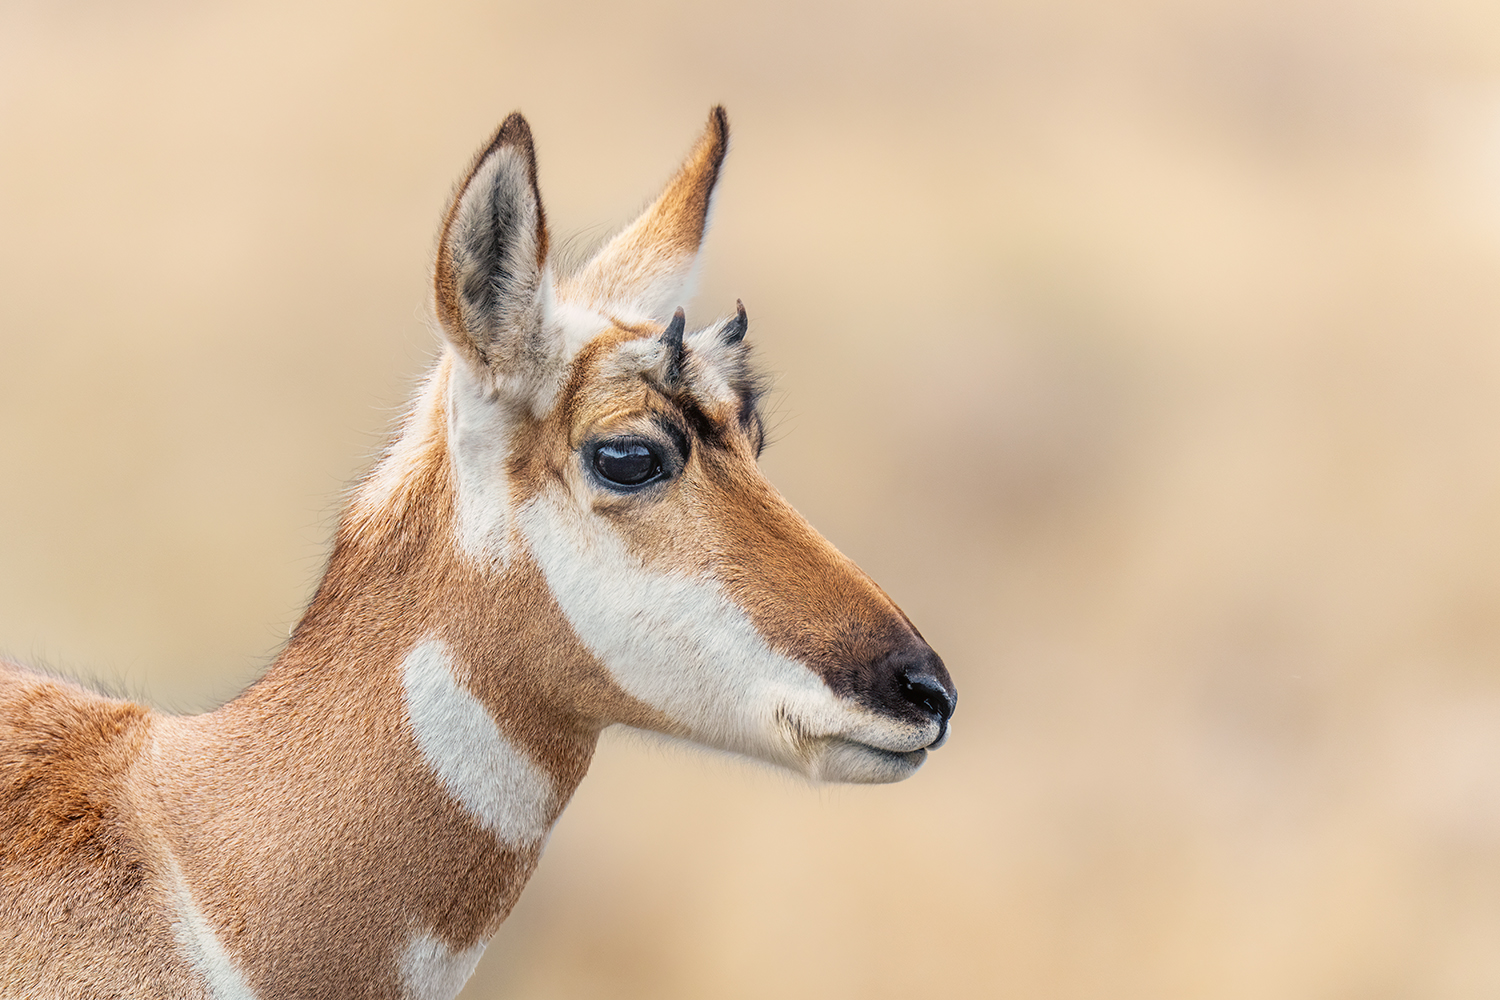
[150, 361, 603, 997]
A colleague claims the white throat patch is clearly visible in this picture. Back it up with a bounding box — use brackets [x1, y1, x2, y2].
[400, 639, 556, 847]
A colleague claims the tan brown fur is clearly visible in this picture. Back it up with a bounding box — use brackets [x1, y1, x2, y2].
[560, 107, 729, 318]
[0, 359, 666, 996]
[0, 107, 951, 999]
[139, 391, 659, 997]
[549, 322, 923, 698]
[0, 668, 202, 997]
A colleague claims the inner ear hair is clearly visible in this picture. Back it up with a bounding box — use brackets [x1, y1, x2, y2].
[434, 113, 552, 383]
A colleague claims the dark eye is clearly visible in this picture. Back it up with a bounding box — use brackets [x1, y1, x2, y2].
[591, 439, 665, 488]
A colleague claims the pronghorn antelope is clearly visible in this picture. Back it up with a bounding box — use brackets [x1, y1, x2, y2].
[0, 107, 956, 999]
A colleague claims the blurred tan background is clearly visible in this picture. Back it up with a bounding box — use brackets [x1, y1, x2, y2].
[4, 0, 1500, 996]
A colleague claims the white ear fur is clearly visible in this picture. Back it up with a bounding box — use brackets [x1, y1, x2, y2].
[562, 107, 729, 325]
[435, 113, 563, 414]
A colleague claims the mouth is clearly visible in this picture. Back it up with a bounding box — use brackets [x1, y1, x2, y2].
[813, 738, 929, 784]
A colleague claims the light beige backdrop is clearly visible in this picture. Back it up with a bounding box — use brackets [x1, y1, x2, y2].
[4, 1, 1500, 997]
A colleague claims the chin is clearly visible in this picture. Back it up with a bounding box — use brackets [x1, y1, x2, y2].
[810, 740, 929, 784]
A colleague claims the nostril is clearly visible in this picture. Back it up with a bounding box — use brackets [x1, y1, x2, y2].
[900, 671, 955, 722]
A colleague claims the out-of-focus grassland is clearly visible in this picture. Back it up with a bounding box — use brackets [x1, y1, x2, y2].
[3, 1, 1500, 996]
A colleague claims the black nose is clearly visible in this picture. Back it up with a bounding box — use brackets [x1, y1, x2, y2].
[894, 648, 956, 749]
[826, 638, 957, 743]
[900, 670, 955, 722]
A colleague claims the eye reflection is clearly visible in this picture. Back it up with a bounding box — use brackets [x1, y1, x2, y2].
[592, 440, 664, 488]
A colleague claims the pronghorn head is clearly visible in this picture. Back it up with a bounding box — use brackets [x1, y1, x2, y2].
[365, 108, 954, 784]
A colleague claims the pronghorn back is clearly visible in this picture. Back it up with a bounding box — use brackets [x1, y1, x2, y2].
[0, 108, 956, 1000]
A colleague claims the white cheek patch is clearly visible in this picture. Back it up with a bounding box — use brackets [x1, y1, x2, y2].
[166, 858, 260, 1000]
[514, 492, 907, 767]
[448, 362, 519, 568]
[400, 639, 556, 847]
[399, 929, 488, 1000]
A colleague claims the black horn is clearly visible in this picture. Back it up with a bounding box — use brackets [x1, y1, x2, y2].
[661, 307, 687, 384]
[723, 299, 748, 345]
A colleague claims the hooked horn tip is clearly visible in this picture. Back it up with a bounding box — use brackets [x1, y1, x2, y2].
[724, 299, 749, 344]
[663, 307, 686, 345]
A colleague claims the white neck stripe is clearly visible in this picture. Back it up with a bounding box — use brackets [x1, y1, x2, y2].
[166, 856, 260, 1000]
[400, 639, 556, 847]
[399, 929, 488, 1000]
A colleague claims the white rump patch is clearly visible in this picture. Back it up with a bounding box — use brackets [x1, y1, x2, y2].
[167, 858, 260, 1000]
[399, 929, 488, 1000]
[515, 493, 922, 773]
[401, 638, 557, 846]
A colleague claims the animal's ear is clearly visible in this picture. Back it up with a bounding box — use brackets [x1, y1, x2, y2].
[565, 106, 728, 323]
[434, 113, 559, 405]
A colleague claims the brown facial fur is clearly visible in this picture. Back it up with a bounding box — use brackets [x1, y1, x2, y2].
[548, 326, 926, 706]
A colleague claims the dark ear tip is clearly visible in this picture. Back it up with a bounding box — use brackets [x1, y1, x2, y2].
[490, 112, 536, 161]
[704, 106, 729, 159]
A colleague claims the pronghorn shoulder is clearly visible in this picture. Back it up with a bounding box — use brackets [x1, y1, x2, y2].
[0, 664, 153, 875]
[0, 666, 202, 997]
